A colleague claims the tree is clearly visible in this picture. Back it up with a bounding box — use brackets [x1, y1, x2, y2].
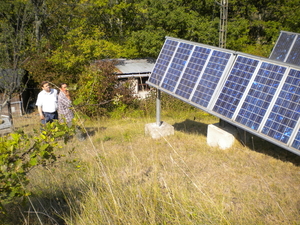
[123, 0, 219, 57]
[0, 69, 28, 124]
[1, 0, 300, 111]
[226, 0, 284, 55]
[0, 0, 35, 122]
[280, 0, 300, 33]
[0, 0, 35, 69]
[48, 25, 123, 81]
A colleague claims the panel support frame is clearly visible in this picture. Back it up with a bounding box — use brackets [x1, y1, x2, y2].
[156, 89, 162, 126]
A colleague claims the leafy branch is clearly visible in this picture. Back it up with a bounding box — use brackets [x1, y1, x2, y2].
[0, 120, 75, 213]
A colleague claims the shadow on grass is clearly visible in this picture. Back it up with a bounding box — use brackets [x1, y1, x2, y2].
[173, 119, 208, 136]
[242, 132, 300, 166]
[1, 191, 71, 225]
[172, 119, 300, 166]
[84, 126, 107, 137]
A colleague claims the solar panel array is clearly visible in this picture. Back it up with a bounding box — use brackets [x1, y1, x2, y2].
[269, 31, 300, 66]
[147, 36, 300, 156]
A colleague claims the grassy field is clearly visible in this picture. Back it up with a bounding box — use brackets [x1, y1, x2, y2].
[2, 110, 300, 225]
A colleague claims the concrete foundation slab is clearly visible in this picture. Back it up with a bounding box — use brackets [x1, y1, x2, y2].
[145, 121, 174, 139]
[207, 123, 237, 149]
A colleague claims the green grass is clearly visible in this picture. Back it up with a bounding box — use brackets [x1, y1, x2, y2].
[2, 111, 300, 224]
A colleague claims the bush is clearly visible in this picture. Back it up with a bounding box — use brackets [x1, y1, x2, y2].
[73, 61, 137, 118]
[0, 120, 75, 214]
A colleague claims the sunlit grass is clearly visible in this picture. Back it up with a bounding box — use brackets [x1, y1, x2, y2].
[4, 110, 300, 224]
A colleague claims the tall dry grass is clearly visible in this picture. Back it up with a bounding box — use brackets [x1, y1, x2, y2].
[3, 111, 300, 225]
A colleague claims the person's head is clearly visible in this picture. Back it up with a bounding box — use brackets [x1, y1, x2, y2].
[41, 81, 51, 92]
[60, 83, 68, 92]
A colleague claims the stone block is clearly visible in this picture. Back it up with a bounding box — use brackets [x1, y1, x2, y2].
[145, 121, 174, 139]
[207, 123, 237, 149]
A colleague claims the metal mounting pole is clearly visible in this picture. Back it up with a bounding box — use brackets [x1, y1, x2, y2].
[217, 0, 228, 126]
[156, 89, 161, 126]
[218, 0, 228, 49]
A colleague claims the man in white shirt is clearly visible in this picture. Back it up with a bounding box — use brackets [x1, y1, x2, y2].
[36, 81, 58, 124]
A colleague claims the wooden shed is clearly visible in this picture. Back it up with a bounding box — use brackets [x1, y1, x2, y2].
[114, 59, 155, 98]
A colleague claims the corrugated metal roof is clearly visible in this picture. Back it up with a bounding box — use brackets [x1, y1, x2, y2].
[115, 59, 155, 74]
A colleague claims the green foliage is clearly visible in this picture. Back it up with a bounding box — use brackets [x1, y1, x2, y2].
[227, 19, 251, 51]
[280, 0, 300, 32]
[23, 53, 64, 85]
[2, 0, 300, 94]
[184, 16, 219, 46]
[73, 61, 136, 118]
[0, 120, 75, 213]
[48, 26, 123, 76]
[109, 95, 128, 119]
[109, 94, 145, 119]
[125, 28, 167, 58]
[73, 61, 117, 117]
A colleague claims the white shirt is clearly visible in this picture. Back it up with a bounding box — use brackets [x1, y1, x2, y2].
[36, 89, 58, 113]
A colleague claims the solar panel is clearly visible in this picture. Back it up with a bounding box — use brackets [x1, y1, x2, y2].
[147, 36, 300, 156]
[160, 42, 193, 92]
[175, 46, 211, 100]
[191, 50, 232, 107]
[262, 68, 300, 146]
[148, 39, 178, 86]
[235, 62, 286, 130]
[269, 32, 296, 62]
[213, 56, 259, 119]
[269, 31, 300, 67]
[286, 36, 300, 65]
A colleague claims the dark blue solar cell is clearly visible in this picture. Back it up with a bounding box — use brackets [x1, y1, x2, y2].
[286, 36, 300, 66]
[235, 62, 286, 131]
[148, 39, 178, 86]
[191, 50, 231, 107]
[292, 129, 300, 150]
[160, 42, 193, 92]
[269, 32, 296, 62]
[262, 68, 300, 144]
[212, 56, 259, 119]
[175, 46, 211, 99]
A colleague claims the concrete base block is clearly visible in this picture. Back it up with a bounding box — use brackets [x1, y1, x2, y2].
[0, 116, 12, 136]
[145, 122, 174, 139]
[207, 123, 237, 149]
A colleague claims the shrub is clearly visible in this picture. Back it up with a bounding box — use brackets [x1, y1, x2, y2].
[73, 61, 137, 118]
[0, 120, 75, 214]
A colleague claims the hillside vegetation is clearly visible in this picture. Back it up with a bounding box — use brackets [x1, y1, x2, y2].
[2, 109, 300, 225]
[2, 0, 300, 85]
